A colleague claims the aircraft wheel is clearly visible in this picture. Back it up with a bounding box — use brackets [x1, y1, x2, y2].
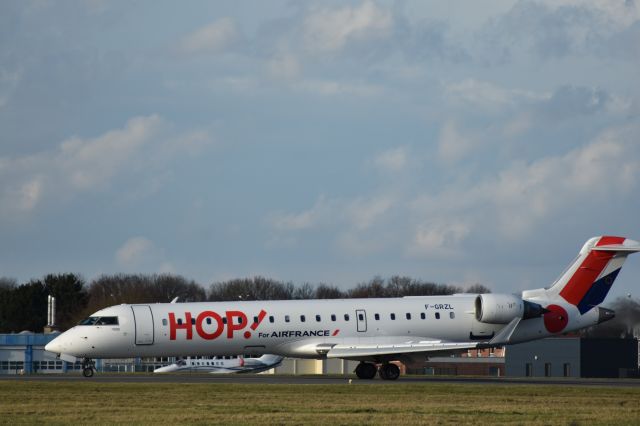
[82, 367, 94, 377]
[355, 362, 377, 379]
[379, 363, 400, 380]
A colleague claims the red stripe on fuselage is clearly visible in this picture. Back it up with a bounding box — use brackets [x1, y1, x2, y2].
[559, 249, 615, 305]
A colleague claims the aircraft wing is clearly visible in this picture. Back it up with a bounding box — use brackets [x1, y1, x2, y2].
[325, 340, 480, 360]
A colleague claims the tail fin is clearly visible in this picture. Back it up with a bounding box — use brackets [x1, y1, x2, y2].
[547, 236, 640, 314]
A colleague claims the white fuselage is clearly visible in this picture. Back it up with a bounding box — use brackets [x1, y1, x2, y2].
[44, 236, 640, 370]
[44, 295, 596, 361]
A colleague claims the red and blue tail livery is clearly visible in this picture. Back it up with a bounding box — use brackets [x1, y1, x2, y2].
[551, 236, 640, 314]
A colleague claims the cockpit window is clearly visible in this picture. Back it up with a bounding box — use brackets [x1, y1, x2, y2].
[79, 317, 99, 325]
[96, 316, 118, 325]
[78, 316, 119, 326]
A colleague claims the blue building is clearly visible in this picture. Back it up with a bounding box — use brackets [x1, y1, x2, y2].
[0, 332, 68, 374]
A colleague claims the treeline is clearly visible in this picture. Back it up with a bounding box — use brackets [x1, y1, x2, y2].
[0, 273, 490, 333]
[580, 296, 640, 338]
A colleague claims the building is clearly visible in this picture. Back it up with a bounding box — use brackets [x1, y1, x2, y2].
[5, 332, 635, 378]
[0, 332, 66, 374]
[505, 337, 639, 378]
[408, 347, 505, 376]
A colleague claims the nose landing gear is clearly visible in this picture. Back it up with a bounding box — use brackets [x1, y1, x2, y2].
[82, 358, 95, 377]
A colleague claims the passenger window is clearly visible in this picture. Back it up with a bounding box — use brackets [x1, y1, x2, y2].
[344, 314, 350, 321]
[435, 312, 440, 319]
[406, 313, 411, 320]
[238, 317, 243, 324]
[420, 313, 426, 320]
[450, 312, 455, 319]
[222, 317, 227, 324]
[253, 316, 258, 324]
[162, 319, 167, 326]
[358, 313, 364, 321]
[390, 313, 396, 320]
[300, 315, 306, 322]
[331, 314, 336, 321]
[177, 318, 183, 325]
[374, 313, 380, 320]
[206, 318, 212, 325]
[316, 315, 321, 322]
[269, 316, 274, 323]
[285, 315, 290, 323]
[191, 318, 196, 325]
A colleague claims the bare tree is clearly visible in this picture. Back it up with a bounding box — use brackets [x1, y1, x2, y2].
[293, 282, 315, 299]
[465, 283, 492, 294]
[315, 283, 345, 299]
[208, 277, 294, 301]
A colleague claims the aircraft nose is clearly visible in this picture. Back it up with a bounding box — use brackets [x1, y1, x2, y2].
[45, 337, 62, 354]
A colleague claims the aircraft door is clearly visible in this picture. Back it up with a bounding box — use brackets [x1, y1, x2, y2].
[131, 305, 154, 345]
[355, 309, 367, 332]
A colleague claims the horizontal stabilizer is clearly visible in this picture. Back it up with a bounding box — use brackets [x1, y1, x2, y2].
[592, 244, 640, 252]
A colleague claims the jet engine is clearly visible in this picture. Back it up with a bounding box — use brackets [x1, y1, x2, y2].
[475, 294, 546, 324]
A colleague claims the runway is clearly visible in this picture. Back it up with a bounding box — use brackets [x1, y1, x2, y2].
[2, 373, 639, 387]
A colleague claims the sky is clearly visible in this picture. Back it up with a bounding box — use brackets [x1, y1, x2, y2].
[1, 0, 640, 299]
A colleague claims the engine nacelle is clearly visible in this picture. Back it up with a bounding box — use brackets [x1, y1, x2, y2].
[475, 294, 546, 324]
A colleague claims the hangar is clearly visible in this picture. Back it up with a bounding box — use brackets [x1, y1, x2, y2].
[505, 337, 639, 378]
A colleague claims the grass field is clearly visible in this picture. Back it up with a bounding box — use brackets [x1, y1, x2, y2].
[1, 380, 639, 425]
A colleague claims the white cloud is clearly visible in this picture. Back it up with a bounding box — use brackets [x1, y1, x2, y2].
[346, 195, 394, 231]
[115, 237, 156, 269]
[60, 115, 162, 190]
[17, 177, 43, 211]
[293, 79, 384, 97]
[270, 196, 331, 231]
[336, 232, 385, 257]
[413, 124, 640, 245]
[371, 147, 408, 173]
[269, 192, 396, 257]
[267, 52, 301, 80]
[437, 120, 475, 164]
[303, 1, 393, 52]
[178, 17, 238, 54]
[410, 220, 470, 257]
[444, 78, 550, 109]
[271, 193, 394, 234]
[502, 113, 533, 138]
[0, 115, 163, 218]
[159, 261, 176, 274]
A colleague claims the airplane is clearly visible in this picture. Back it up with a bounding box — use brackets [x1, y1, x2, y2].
[153, 354, 283, 374]
[46, 236, 639, 380]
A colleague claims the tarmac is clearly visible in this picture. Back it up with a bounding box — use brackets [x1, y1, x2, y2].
[1, 373, 639, 387]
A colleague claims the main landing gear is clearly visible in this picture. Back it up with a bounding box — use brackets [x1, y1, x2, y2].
[82, 358, 95, 378]
[354, 362, 400, 380]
